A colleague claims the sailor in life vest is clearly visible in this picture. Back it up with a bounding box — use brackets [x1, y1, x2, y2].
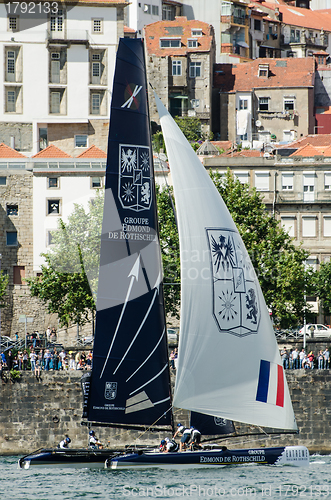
[173, 423, 192, 452]
[189, 426, 202, 450]
[160, 437, 179, 453]
[58, 436, 71, 449]
[88, 430, 103, 449]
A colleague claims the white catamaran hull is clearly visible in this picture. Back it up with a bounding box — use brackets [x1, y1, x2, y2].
[108, 446, 309, 469]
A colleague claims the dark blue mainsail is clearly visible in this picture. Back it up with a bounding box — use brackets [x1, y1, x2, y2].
[87, 39, 172, 426]
[190, 412, 235, 436]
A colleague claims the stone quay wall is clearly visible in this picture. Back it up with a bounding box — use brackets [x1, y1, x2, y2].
[1, 370, 331, 456]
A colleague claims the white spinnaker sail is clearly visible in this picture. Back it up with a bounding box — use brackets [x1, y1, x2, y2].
[155, 94, 297, 431]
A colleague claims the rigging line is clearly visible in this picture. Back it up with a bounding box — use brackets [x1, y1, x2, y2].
[153, 396, 171, 405]
[129, 363, 168, 396]
[126, 327, 166, 382]
[113, 286, 158, 375]
[126, 404, 174, 450]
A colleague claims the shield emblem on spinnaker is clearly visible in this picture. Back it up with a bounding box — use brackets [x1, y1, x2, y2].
[206, 228, 260, 337]
[118, 144, 152, 211]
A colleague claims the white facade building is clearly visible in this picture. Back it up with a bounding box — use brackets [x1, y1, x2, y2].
[0, 0, 128, 155]
[125, 0, 162, 36]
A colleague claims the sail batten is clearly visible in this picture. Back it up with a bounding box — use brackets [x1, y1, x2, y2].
[155, 93, 297, 432]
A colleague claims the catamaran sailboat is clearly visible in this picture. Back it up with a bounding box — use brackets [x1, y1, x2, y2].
[19, 38, 309, 470]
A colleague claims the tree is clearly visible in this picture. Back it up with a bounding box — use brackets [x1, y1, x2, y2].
[210, 169, 310, 328]
[0, 271, 9, 308]
[27, 252, 95, 328]
[313, 261, 331, 317]
[156, 185, 180, 318]
[27, 193, 104, 329]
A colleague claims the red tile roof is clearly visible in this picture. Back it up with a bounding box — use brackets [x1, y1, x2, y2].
[0, 143, 27, 158]
[283, 134, 331, 148]
[211, 141, 233, 151]
[221, 150, 264, 158]
[124, 25, 136, 33]
[144, 17, 214, 57]
[76, 145, 107, 158]
[289, 143, 321, 156]
[32, 145, 72, 158]
[261, 2, 331, 31]
[66, 0, 128, 4]
[214, 58, 315, 92]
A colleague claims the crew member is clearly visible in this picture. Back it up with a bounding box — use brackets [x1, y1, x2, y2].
[58, 436, 71, 449]
[189, 426, 201, 450]
[160, 437, 178, 453]
[89, 430, 103, 449]
[173, 423, 192, 452]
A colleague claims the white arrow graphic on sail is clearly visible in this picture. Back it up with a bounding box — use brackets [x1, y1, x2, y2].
[99, 254, 141, 379]
[113, 270, 162, 375]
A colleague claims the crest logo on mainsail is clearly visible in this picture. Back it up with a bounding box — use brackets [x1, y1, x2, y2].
[104, 382, 117, 400]
[121, 83, 142, 110]
[214, 417, 229, 426]
[206, 228, 260, 337]
[119, 144, 152, 211]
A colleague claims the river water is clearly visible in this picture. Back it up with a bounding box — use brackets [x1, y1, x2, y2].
[1, 454, 330, 500]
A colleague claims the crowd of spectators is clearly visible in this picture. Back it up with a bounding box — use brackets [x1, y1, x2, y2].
[281, 347, 330, 370]
[1, 326, 93, 380]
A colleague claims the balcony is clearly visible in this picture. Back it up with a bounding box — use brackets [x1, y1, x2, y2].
[46, 30, 90, 47]
[221, 15, 249, 26]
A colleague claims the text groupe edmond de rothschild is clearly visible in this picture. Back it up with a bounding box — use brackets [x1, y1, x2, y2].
[108, 217, 157, 241]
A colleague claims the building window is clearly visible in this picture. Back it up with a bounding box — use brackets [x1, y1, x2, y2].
[258, 64, 269, 78]
[172, 60, 182, 76]
[47, 199, 60, 215]
[50, 8, 64, 32]
[13, 265, 25, 285]
[254, 19, 261, 31]
[191, 29, 202, 36]
[284, 98, 295, 111]
[152, 5, 159, 15]
[7, 204, 18, 215]
[6, 231, 18, 246]
[239, 99, 248, 110]
[50, 89, 66, 114]
[92, 57, 100, 80]
[189, 61, 201, 78]
[160, 38, 181, 48]
[75, 135, 88, 148]
[8, 16, 18, 31]
[91, 176, 102, 188]
[162, 4, 175, 20]
[6, 89, 16, 112]
[323, 216, 331, 237]
[255, 171, 269, 191]
[0, 177, 7, 185]
[191, 99, 200, 108]
[302, 216, 317, 238]
[281, 216, 296, 238]
[303, 173, 315, 202]
[188, 39, 198, 48]
[234, 171, 249, 184]
[50, 52, 60, 83]
[90, 50, 106, 85]
[144, 4, 151, 14]
[6, 50, 16, 81]
[282, 173, 293, 190]
[39, 128, 48, 150]
[324, 172, 331, 190]
[47, 231, 54, 246]
[92, 18, 103, 33]
[259, 97, 269, 111]
[91, 93, 101, 114]
[48, 177, 59, 188]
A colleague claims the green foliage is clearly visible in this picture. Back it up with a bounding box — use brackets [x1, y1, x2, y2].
[209, 169, 310, 328]
[156, 185, 180, 318]
[10, 369, 21, 381]
[313, 261, 331, 316]
[0, 271, 9, 308]
[152, 131, 165, 153]
[174, 116, 202, 142]
[27, 193, 104, 328]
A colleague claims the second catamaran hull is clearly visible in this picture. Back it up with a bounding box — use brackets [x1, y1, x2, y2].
[108, 446, 309, 469]
[18, 448, 124, 469]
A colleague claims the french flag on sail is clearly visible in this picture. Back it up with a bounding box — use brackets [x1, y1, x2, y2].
[256, 360, 284, 407]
